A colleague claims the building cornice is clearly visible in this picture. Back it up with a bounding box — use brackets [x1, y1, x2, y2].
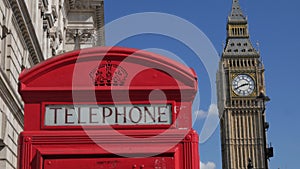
[9, 0, 44, 64]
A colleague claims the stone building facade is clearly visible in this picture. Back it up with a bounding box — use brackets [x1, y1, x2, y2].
[0, 0, 104, 168]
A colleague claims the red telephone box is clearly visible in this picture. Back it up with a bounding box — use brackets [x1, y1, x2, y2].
[18, 47, 199, 169]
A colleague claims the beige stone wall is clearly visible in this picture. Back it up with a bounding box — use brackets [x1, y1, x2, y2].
[0, 0, 104, 168]
[218, 56, 268, 169]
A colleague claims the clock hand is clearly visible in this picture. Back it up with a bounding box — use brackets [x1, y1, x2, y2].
[235, 83, 249, 90]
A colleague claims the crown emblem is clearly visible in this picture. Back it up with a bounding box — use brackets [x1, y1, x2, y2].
[90, 60, 128, 86]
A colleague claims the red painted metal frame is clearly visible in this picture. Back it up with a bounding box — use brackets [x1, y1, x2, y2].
[19, 47, 197, 104]
[18, 130, 199, 169]
[43, 157, 176, 169]
[18, 46, 200, 169]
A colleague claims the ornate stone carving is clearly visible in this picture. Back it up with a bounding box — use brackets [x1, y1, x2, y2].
[68, 0, 76, 9]
[51, 5, 58, 21]
[43, 13, 54, 31]
[1, 25, 10, 39]
[89, 60, 128, 86]
[67, 0, 103, 10]
[66, 28, 96, 49]
[49, 27, 63, 56]
[39, 0, 49, 15]
[58, 30, 63, 43]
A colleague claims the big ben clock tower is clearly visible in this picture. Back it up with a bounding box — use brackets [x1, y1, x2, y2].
[217, 0, 273, 169]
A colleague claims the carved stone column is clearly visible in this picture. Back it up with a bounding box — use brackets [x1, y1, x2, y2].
[94, 2, 105, 46]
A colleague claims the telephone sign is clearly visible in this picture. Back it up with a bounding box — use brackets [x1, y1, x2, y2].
[44, 104, 172, 126]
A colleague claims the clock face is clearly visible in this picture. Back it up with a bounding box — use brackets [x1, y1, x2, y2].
[232, 74, 255, 96]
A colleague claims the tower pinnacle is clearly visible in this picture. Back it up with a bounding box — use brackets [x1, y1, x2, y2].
[228, 0, 247, 23]
[222, 0, 259, 57]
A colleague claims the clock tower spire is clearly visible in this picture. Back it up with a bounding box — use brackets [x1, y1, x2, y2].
[229, 0, 246, 23]
[223, 0, 258, 58]
[217, 1, 273, 169]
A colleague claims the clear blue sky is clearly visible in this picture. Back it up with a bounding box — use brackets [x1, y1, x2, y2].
[104, 1, 300, 169]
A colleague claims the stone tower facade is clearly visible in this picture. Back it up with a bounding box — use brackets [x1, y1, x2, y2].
[0, 1, 104, 168]
[217, 1, 272, 169]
